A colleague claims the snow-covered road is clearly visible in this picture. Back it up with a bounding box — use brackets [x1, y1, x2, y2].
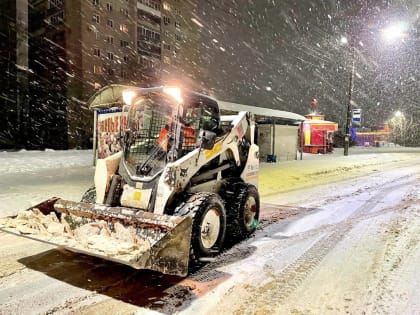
[184, 162, 419, 315]
[0, 147, 419, 314]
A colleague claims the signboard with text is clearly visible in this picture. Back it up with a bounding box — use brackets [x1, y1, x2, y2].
[96, 108, 127, 159]
[352, 108, 361, 126]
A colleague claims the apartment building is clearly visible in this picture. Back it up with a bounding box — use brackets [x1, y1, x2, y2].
[160, 0, 201, 89]
[137, 0, 199, 88]
[0, 0, 200, 148]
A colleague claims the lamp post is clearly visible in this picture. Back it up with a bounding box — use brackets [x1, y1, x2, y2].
[340, 35, 355, 156]
[344, 45, 355, 156]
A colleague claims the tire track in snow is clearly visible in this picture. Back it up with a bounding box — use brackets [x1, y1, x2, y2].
[234, 175, 417, 314]
[365, 182, 420, 315]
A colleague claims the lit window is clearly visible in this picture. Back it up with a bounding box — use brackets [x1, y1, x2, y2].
[163, 3, 170, 10]
[120, 24, 128, 33]
[93, 65, 103, 74]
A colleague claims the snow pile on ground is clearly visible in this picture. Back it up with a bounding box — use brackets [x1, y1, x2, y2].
[259, 147, 420, 196]
[0, 150, 95, 217]
[0, 209, 151, 260]
[0, 147, 418, 218]
[0, 149, 93, 174]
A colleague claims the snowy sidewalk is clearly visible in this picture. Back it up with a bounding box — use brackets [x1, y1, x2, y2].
[0, 147, 418, 217]
[0, 150, 95, 217]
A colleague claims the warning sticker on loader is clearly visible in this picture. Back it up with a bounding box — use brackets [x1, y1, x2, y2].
[204, 141, 222, 160]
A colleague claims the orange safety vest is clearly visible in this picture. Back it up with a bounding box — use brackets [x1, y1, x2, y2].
[158, 127, 169, 150]
[183, 126, 196, 147]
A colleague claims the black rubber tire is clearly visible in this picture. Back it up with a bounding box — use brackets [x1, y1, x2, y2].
[81, 185, 96, 203]
[223, 182, 260, 239]
[174, 192, 227, 263]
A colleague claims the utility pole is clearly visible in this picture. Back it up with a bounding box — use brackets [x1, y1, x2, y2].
[344, 46, 355, 156]
[16, 0, 29, 148]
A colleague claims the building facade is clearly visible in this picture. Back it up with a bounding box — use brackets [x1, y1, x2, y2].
[0, 0, 199, 149]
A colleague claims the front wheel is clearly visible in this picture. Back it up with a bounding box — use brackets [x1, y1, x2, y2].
[224, 182, 260, 239]
[174, 193, 227, 263]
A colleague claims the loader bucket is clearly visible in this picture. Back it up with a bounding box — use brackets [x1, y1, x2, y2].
[0, 199, 192, 277]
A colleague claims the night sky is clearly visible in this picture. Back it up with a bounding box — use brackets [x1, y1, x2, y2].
[192, 0, 419, 130]
[1, 0, 418, 149]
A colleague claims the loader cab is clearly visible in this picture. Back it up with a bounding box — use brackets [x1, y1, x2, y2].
[123, 90, 174, 179]
[181, 94, 221, 153]
[121, 87, 221, 181]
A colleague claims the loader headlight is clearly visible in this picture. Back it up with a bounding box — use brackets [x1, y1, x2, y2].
[122, 90, 136, 105]
[163, 87, 183, 103]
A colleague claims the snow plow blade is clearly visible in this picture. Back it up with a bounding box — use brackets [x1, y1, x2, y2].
[0, 198, 192, 277]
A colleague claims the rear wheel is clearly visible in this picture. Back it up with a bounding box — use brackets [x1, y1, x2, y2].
[174, 193, 227, 262]
[223, 182, 260, 239]
[81, 185, 96, 203]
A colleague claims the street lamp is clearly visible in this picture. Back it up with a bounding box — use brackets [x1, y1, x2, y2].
[381, 22, 408, 44]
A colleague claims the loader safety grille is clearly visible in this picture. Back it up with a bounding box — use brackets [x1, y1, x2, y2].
[124, 96, 172, 177]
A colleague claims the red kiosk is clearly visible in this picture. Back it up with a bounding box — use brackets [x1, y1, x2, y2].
[301, 114, 338, 154]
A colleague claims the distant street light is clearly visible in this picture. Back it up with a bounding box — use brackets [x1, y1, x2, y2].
[391, 110, 406, 146]
[340, 36, 348, 45]
[381, 22, 408, 43]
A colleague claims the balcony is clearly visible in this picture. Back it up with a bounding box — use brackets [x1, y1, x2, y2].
[137, 41, 161, 57]
[137, 2, 161, 18]
[138, 35, 160, 45]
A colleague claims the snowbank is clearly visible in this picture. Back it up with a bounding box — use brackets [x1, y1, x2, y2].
[0, 149, 93, 174]
[0, 147, 418, 217]
[0, 150, 95, 217]
[259, 147, 420, 196]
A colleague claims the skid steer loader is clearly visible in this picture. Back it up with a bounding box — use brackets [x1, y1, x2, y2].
[0, 85, 260, 276]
